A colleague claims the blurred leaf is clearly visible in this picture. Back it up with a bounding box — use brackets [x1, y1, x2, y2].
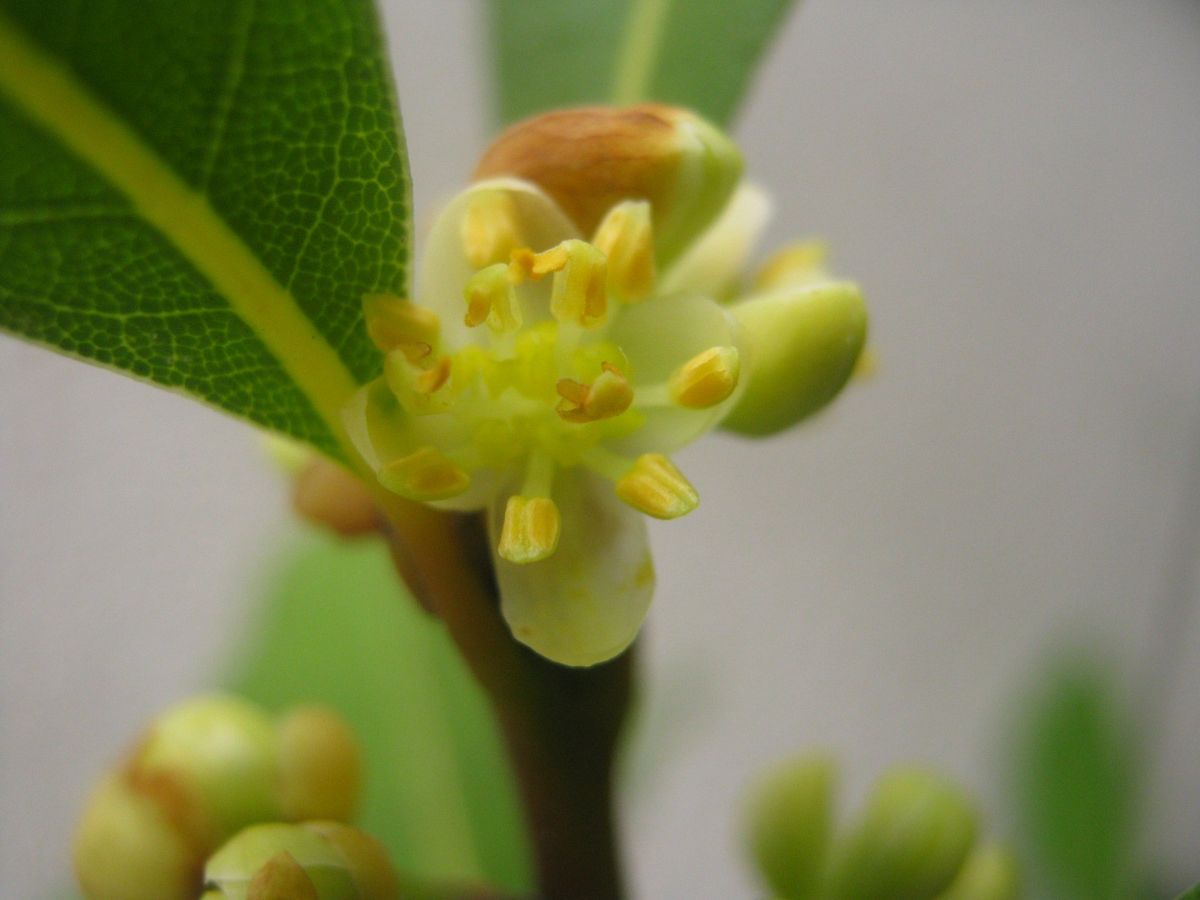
[1010, 652, 1141, 900]
[225, 529, 532, 892]
[486, 0, 798, 127]
[1176, 886, 1200, 900]
[0, 0, 410, 458]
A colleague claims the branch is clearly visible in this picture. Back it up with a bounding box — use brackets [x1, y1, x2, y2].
[379, 497, 632, 900]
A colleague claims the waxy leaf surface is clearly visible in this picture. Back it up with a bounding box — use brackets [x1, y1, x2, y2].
[487, 0, 798, 127]
[0, 0, 410, 456]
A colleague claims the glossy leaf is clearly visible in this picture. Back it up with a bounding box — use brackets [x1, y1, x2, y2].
[486, 0, 798, 127]
[1010, 653, 1141, 900]
[0, 1, 410, 458]
[225, 529, 533, 893]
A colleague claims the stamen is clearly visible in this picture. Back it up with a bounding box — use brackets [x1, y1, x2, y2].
[378, 446, 470, 500]
[546, 239, 608, 327]
[363, 293, 440, 360]
[754, 241, 829, 290]
[415, 356, 452, 395]
[385, 351, 453, 415]
[592, 200, 655, 302]
[669, 346, 740, 408]
[461, 190, 521, 269]
[464, 263, 522, 332]
[615, 453, 699, 519]
[498, 495, 561, 564]
[556, 362, 633, 423]
[508, 244, 569, 283]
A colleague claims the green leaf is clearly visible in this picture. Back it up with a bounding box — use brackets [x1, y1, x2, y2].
[0, 1, 409, 458]
[225, 529, 532, 893]
[1175, 885, 1200, 900]
[1010, 652, 1142, 900]
[486, 0, 799, 127]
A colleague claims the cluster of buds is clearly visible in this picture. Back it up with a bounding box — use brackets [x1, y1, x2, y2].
[743, 755, 1021, 899]
[73, 694, 396, 899]
[347, 105, 868, 667]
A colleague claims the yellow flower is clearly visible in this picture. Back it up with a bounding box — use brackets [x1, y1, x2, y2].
[345, 106, 867, 667]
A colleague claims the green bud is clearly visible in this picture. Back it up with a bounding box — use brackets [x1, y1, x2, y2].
[277, 706, 362, 823]
[74, 774, 202, 900]
[723, 282, 867, 437]
[247, 852, 320, 900]
[305, 821, 401, 900]
[204, 823, 358, 900]
[742, 754, 836, 900]
[938, 843, 1021, 900]
[827, 766, 978, 900]
[473, 104, 743, 265]
[132, 694, 280, 842]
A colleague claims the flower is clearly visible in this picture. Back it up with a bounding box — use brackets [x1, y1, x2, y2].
[345, 106, 867, 667]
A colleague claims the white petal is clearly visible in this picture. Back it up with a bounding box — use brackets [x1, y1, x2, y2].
[418, 177, 580, 348]
[490, 469, 655, 667]
[660, 182, 772, 298]
[610, 292, 745, 454]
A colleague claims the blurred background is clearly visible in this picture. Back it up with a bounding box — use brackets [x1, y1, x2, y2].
[2, 0, 1199, 896]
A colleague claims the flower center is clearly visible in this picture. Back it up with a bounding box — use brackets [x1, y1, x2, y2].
[357, 192, 741, 564]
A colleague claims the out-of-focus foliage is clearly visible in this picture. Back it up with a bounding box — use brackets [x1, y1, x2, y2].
[486, 0, 798, 127]
[1009, 652, 1142, 900]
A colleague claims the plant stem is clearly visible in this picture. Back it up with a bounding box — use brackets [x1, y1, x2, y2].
[379, 499, 631, 900]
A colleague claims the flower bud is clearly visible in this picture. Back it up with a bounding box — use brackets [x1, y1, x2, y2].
[130, 694, 280, 845]
[939, 843, 1022, 900]
[204, 823, 356, 899]
[742, 754, 836, 900]
[74, 694, 366, 899]
[74, 774, 202, 900]
[474, 104, 742, 264]
[723, 281, 867, 437]
[305, 821, 401, 900]
[203, 822, 399, 900]
[827, 767, 978, 900]
[277, 706, 363, 822]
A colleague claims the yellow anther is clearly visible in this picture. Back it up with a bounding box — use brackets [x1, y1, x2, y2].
[378, 446, 470, 500]
[384, 351, 452, 415]
[461, 190, 521, 269]
[508, 244, 569, 283]
[616, 453, 699, 519]
[415, 356, 451, 395]
[669, 345, 741, 409]
[754, 241, 829, 291]
[464, 263, 522, 332]
[592, 200, 655, 301]
[362, 293, 440, 360]
[547, 239, 608, 327]
[557, 362, 633, 423]
[498, 495, 561, 564]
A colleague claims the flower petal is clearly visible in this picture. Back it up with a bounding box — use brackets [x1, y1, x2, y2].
[660, 182, 772, 299]
[610, 292, 745, 454]
[419, 178, 579, 348]
[489, 469, 655, 667]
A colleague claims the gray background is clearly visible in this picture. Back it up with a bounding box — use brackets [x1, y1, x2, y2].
[3, 1, 1199, 895]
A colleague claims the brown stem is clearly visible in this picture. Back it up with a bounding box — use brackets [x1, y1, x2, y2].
[378, 498, 631, 900]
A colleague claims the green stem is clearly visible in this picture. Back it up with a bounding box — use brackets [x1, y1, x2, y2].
[381, 504, 631, 900]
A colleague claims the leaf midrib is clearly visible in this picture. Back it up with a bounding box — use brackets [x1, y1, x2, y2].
[0, 11, 360, 456]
